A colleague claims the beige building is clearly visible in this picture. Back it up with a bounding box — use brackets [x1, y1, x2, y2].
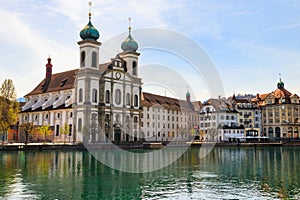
[230, 95, 262, 136]
[252, 80, 300, 140]
[141, 92, 199, 142]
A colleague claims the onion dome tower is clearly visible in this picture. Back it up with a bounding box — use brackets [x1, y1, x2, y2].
[119, 18, 140, 77]
[75, 2, 102, 143]
[186, 88, 191, 103]
[79, 12, 99, 41]
[77, 2, 101, 69]
[121, 19, 138, 52]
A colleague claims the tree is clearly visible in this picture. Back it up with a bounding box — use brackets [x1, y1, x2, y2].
[36, 125, 51, 143]
[60, 123, 70, 144]
[19, 122, 35, 145]
[0, 79, 19, 142]
[0, 79, 17, 101]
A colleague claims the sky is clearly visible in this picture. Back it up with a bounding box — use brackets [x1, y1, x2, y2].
[1, 0, 300, 101]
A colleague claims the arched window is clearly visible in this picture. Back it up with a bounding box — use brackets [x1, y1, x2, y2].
[126, 93, 130, 105]
[268, 127, 274, 139]
[275, 127, 281, 138]
[68, 124, 72, 136]
[79, 88, 83, 103]
[134, 131, 138, 141]
[92, 89, 97, 103]
[78, 118, 82, 132]
[92, 51, 97, 67]
[56, 124, 60, 136]
[81, 51, 85, 67]
[105, 114, 110, 122]
[123, 61, 127, 72]
[105, 90, 110, 104]
[132, 61, 137, 75]
[134, 116, 138, 123]
[134, 94, 138, 107]
[115, 89, 121, 105]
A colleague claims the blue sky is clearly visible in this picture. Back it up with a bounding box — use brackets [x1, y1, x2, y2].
[1, 0, 300, 101]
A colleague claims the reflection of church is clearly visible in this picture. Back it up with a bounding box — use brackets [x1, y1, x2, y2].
[18, 8, 199, 143]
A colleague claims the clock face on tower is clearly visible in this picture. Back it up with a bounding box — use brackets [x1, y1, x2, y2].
[115, 72, 121, 80]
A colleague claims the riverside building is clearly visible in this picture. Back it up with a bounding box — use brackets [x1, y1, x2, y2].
[18, 9, 199, 144]
[198, 98, 239, 142]
[252, 79, 300, 140]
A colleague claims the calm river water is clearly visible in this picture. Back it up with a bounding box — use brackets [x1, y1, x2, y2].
[0, 146, 299, 200]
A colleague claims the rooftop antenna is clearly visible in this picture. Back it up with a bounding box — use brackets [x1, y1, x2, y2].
[279, 72, 282, 82]
[128, 17, 132, 33]
[88, 2, 92, 20]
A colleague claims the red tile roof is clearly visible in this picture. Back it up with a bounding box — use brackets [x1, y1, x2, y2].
[141, 92, 194, 111]
[25, 69, 78, 96]
[252, 87, 296, 106]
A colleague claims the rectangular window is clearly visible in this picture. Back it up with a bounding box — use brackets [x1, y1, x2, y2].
[68, 124, 72, 136]
[56, 124, 60, 136]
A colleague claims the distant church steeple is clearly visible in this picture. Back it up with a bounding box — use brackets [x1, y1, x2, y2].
[186, 87, 191, 103]
[277, 73, 284, 89]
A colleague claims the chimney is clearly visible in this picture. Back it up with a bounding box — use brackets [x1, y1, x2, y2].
[46, 57, 52, 79]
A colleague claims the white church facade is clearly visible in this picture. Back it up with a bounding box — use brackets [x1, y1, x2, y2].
[18, 9, 199, 144]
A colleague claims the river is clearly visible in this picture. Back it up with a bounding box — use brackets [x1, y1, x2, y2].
[0, 146, 299, 199]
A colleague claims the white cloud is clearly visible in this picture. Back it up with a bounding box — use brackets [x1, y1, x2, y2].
[0, 9, 76, 97]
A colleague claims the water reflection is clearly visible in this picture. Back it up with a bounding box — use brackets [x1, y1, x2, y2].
[0, 147, 299, 199]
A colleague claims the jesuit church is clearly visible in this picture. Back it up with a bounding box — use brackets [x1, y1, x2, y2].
[19, 9, 199, 144]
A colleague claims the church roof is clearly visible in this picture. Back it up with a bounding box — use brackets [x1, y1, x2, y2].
[25, 61, 112, 97]
[141, 92, 195, 111]
[25, 69, 78, 96]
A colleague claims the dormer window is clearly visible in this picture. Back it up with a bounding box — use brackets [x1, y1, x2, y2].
[267, 99, 273, 104]
[281, 97, 286, 103]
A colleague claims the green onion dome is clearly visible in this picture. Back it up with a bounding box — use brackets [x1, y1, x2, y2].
[121, 30, 138, 52]
[80, 13, 99, 41]
[186, 90, 191, 97]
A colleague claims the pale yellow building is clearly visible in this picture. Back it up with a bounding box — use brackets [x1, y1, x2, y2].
[252, 80, 300, 140]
